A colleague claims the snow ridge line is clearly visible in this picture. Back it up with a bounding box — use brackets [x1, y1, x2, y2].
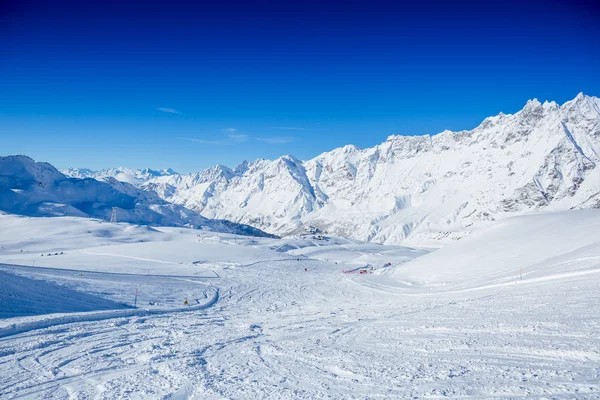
[0, 288, 218, 339]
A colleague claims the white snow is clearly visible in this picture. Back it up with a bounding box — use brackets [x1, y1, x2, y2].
[62, 166, 178, 186]
[1, 210, 599, 398]
[0, 270, 130, 319]
[388, 209, 600, 290]
[0, 156, 270, 238]
[114, 93, 600, 246]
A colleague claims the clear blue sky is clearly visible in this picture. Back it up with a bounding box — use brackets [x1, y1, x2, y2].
[1, 0, 599, 173]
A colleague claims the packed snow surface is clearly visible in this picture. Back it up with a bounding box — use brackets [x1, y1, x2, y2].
[0, 210, 599, 398]
[0, 270, 131, 318]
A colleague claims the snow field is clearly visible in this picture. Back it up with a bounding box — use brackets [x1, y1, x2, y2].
[389, 209, 600, 291]
[0, 211, 599, 398]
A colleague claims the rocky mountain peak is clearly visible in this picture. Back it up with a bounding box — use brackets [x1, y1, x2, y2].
[62, 93, 600, 245]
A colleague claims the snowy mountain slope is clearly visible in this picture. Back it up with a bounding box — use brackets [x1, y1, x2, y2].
[388, 209, 600, 290]
[63, 166, 177, 185]
[141, 156, 323, 234]
[136, 93, 600, 244]
[0, 156, 271, 237]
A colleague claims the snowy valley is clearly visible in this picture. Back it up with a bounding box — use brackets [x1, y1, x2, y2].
[0, 210, 599, 398]
[1, 93, 599, 399]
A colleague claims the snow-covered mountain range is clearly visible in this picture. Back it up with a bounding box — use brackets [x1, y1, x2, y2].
[62, 167, 178, 186]
[64, 93, 600, 245]
[0, 156, 271, 237]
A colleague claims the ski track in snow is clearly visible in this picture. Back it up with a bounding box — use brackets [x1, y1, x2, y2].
[1, 259, 599, 399]
[0, 213, 600, 399]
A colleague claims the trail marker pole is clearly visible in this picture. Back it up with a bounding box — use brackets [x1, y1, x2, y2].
[520, 267, 523, 281]
[134, 289, 138, 307]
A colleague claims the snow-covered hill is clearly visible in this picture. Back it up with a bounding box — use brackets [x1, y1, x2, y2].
[1, 210, 600, 398]
[389, 209, 600, 290]
[0, 155, 270, 237]
[63, 166, 178, 186]
[130, 93, 599, 244]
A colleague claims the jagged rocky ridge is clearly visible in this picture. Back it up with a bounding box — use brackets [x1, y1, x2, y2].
[65, 93, 600, 245]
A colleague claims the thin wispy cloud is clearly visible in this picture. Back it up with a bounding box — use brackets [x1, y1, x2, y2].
[157, 107, 182, 114]
[178, 137, 228, 145]
[270, 126, 307, 131]
[180, 128, 291, 146]
[256, 137, 294, 144]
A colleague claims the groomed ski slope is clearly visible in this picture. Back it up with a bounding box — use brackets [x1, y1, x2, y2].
[383, 209, 600, 292]
[0, 211, 599, 399]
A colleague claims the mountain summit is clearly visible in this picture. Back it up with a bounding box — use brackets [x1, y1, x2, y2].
[66, 94, 600, 245]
